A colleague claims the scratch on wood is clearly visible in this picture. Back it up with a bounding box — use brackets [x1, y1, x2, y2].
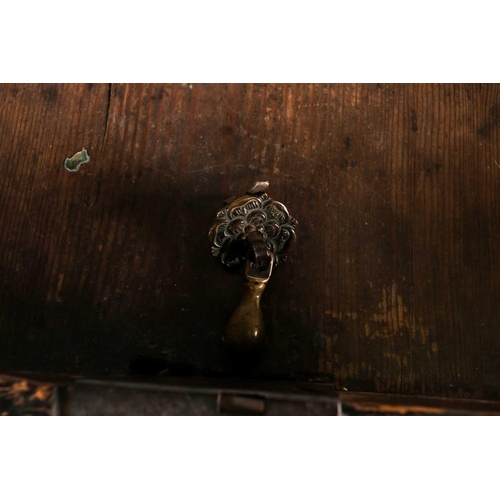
[102, 83, 113, 147]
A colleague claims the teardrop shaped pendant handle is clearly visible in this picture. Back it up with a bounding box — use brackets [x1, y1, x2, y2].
[225, 256, 273, 351]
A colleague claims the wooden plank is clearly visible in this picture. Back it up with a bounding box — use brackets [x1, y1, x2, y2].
[0, 84, 499, 400]
[2, 374, 499, 415]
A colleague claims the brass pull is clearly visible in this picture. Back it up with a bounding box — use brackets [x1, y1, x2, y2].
[209, 183, 297, 352]
[225, 254, 274, 350]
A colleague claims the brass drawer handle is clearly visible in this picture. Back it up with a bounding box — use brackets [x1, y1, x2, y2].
[225, 252, 273, 350]
[209, 183, 297, 352]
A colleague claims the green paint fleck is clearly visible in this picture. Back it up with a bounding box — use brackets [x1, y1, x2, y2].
[64, 149, 90, 172]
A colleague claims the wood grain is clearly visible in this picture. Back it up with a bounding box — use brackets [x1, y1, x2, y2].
[0, 84, 499, 399]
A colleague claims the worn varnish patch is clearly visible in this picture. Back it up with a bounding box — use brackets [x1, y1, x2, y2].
[0, 376, 55, 416]
[0, 84, 500, 401]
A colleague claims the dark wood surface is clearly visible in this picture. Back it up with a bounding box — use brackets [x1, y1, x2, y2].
[1, 84, 499, 400]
